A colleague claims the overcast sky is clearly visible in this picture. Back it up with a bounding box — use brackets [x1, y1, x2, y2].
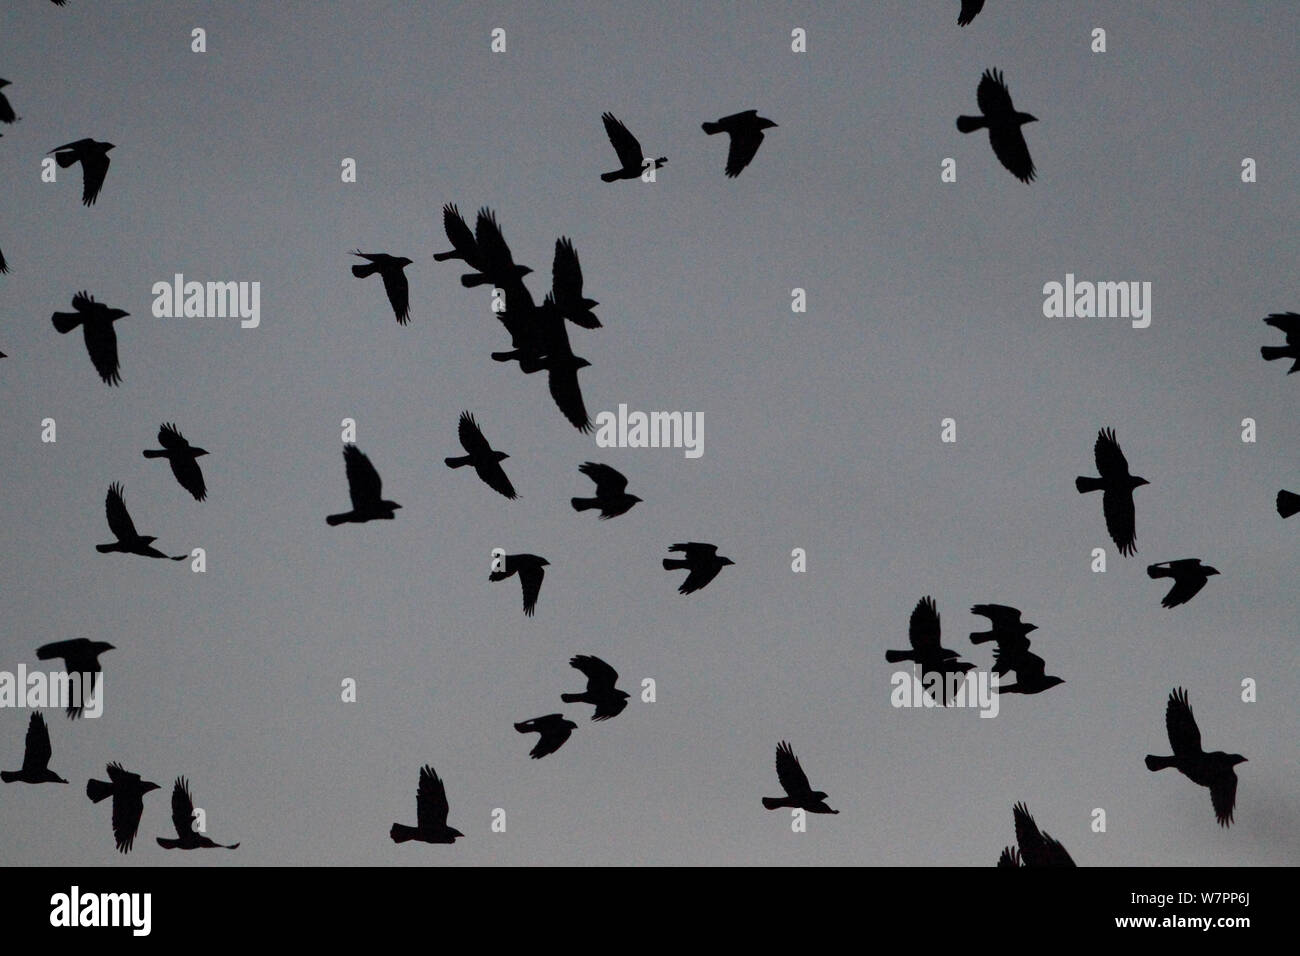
[1, 1, 1296, 866]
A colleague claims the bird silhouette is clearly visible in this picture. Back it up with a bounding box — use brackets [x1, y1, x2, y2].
[49, 138, 115, 205]
[514, 714, 576, 759]
[432, 203, 482, 267]
[143, 422, 209, 501]
[391, 765, 464, 843]
[0, 79, 17, 124]
[956, 69, 1037, 182]
[551, 237, 601, 329]
[663, 541, 733, 594]
[1260, 312, 1300, 373]
[886, 596, 976, 703]
[762, 741, 837, 814]
[1278, 490, 1299, 519]
[600, 112, 666, 182]
[969, 604, 1037, 648]
[495, 301, 594, 431]
[156, 777, 240, 849]
[702, 110, 777, 178]
[1147, 559, 1219, 608]
[561, 655, 629, 721]
[51, 291, 128, 385]
[1145, 687, 1246, 827]
[1075, 428, 1148, 556]
[96, 483, 187, 560]
[2, 714, 68, 784]
[957, 0, 985, 26]
[444, 411, 516, 499]
[992, 647, 1064, 695]
[571, 462, 641, 519]
[998, 803, 1075, 866]
[351, 251, 412, 324]
[86, 763, 160, 853]
[35, 638, 113, 718]
[327, 445, 401, 525]
[489, 553, 549, 616]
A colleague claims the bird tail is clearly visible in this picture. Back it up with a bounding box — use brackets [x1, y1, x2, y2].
[390, 823, 419, 844]
[884, 650, 913, 663]
[444, 456, 472, 469]
[432, 251, 458, 261]
[491, 351, 519, 364]
[1278, 490, 1300, 519]
[1075, 476, 1104, 493]
[325, 512, 350, 526]
[142, 449, 167, 458]
[663, 558, 688, 570]
[956, 115, 987, 133]
[969, 632, 994, 645]
[761, 797, 789, 810]
[94, 543, 116, 553]
[600, 170, 620, 183]
[156, 837, 182, 849]
[489, 570, 510, 582]
[351, 262, 378, 278]
[560, 693, 584, 704]
[1144, 755, 1175, 772]
[51, 311, 81, 334]
[1, 771, 19, 783]
[86, 778, 113, 803]
[571, 497, 599, 512]
[1260, 345, 1289, 362]
[702, 121, 722, 135]
[461, 274, 492, 288]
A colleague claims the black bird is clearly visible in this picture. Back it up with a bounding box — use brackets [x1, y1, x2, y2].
[992, 647, 1064, 695]
[2, 714, 68, 784]
[1146, 687, 1246, 827]
[514, 714, 576, 759]
[51, 291, 128, 385]
[466, 207, 533, 295]
[702, 110, 778, 178]
[445, 411, 515, 499]
[551, 237, 601, 329]
[489, 553, 549, 616]
[762, 741, 837, 814]
[351, 251, 412, 325]
[957, 0, 985, 26]
[663, 541, 734, 594]
[86, 763, 160, 853]
[0, 79, 17, 124]
[35, 638, 113, 718]
[956, 69, 1037, 182]
[96, 483, 187, 561]
[969, 604, 1037, 649]
[1075, 428, 1148, 557]
[143, 422, 209, 501]
[1147, 559, 1219, 608]
[1278, 490, 1300, 519]
[49, 138, 115, 205]
[998, 803, 1075, 866]
[571, 462, 641, 519]
[156, 778, 240, 849]
[1260, 312, 1300, 373]
[561, 655, 629, 721]
[600, 112, 666, 182]
[391, 765, 464, 844]
[326, 444, 401, 525]
[886, 597, 975, 705]
[432, 203, 482, 268]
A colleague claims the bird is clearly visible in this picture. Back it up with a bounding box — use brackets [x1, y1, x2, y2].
[702, 110, 777, 178]
[571, 462, 641, 519]
[561, 655, 629, 721]
[156, 777, 240, 849]
[538, 332, 594, 432]
[0, 79, 17, 124]
[444, 411, 516, 499]
[96, 483, 187, 561]
[351, 251, 412, 325]
[600, 112, 666, 182]
[957, 0, 985, 26]
[1145, 687, 1246, 827]
[35, 638, 113, 718]
[489, 553, 549, 616]
[391, 765, 464, 844]
[1075, 428, 1148, 557]
[2, 714, 69, 784]
[48, 138, 115, 205]
[663, 542, 734, 594]
[467, 207, 533, 295]
[762, 741, 837, 814]
[86, 763, 160, 853]
[886, 596, 975, 704]
[1278, 490, 1300, 519]
[551, 237, 601, 329]
[143, 422, 209, 501]
[991, 647, 1064, 695]
[998, 803, 1075, 866]
[514, 714, 576, 759]
[1147, 559, 1219, 608]
[51, 291, 129, 385]
[326, 444, 401, 525]
[432, 203, 482, 267]
[0, 247, 7, 273]
[969, 604, 1037, 648]
[956, 69, 1037, 182]
[1260, 312, 1300, 373]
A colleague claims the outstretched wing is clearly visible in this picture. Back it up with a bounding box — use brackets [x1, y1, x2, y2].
[1209, 773, 1238, 827]
[83, 317, 121, 385]
[1102, 488, 1138, 556]
[1094, 428, 1131, 479]
[580, 461, 627, 496]
[571, 654, 618, 693]
[105, 482, 138, 540]
[441, 204, 478, 261]
[517, 563, 545, 616]
[1165, 687, 1202, 757]
[774, 741, 812, 798]
[552, 237, 585, 303]
[976, 68, 1015, 117]
[909, 596, 941, 652]
[22, 713, 53, 773]
[602, 112, 644, 168]
[171, 777, 197, 838]
[724, 128, 765, 178]
[547, 362, 591, 432]
[970, 603, 1022, 629]
[416, 765, 450, 830]
[1263, 312, 1300, 341]
[343, 445, 383, 509]
[380, 267, 410, 325]
[457, 411, 492, 456]
[80, 149, 111, 206]
[670, 542, 717, 560]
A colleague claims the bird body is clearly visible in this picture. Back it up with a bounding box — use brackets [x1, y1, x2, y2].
[36, 638, 113, 718]
[142, 422, 208, 500]
[1075, 428, 1147, 556]
[702, 110, 777, 177]
[561, 655, 629, 720]
[514, 714, 576, 759]
[1278, 490, 1300, 518]
[489, 553, 549, 616]
[391, 765, 464, 843]
[663, 541, 733, 594]
[351, 251, 412, 324]
[600, 112, 666, 182]
[87, 762, 159, 853]
[51, 291, 128, 385]
[998, 803, 1075, 866]
[156, 777, 239, 849]
[1145, 688, 1245, 826]
[327, 444, 401, 524]
[1146, 559, 1219, 608]
[762, 741, 837, 814]
[96, 483, 186, 560]
[2, 713, 68, 784]
[445, 411, 516, 499]
[956, 69, 1037, 182]
[49, 138, 115, 205]
[571, 462, 640, 519]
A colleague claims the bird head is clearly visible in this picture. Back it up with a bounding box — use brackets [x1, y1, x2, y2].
[812, 790, 828, 801]
[616, 689, 631, 701]
[0, 80, 9, 89]
[53, 773, 70, 784]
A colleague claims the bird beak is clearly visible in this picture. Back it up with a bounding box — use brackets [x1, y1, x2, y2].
[195, 448, 210, 457]
[1026, 624, 1038, 632]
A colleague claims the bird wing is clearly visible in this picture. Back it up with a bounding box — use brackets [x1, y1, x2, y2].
[1209, 772, 1238, 827]
[517, 562, 545, 616]
[83, 317, 121, 385]
[0, 91, 15, 124]
[909, 596, 942, 652]
[1012, 803, 1047, 863]
[112, 789, 146, 852]
[678, 563, 721, 594]
[71, 290, 97, 312]
[416, 765, 450, 830]
[171, 777, 197, 837]
[442, 204, 478, 262]
[380, 265, 410, 325]
[1165, 688, 1203, 756]
[988, 126, 1036, 183]
[1040, 833, 1075, 866]
[976, 68, 1015, 117]
[1094, 428, 1131, 479]
[1101, 487, 1138, 556]
[571, 654, 619, 693]
[157, 422, 186, 450]
[1263, 312, 1300, 341]
[80, 149, 110, 205]
[958, 0, 985, 26]
[170, 454, 207, 501]
[602, 112, 644, 168]
[457, 411, 492, 456]
[23, 713, 53, 773]
[670, 542, 717, 560]
[547, 361, 592, 432]
[580, 461, 628, 495]
[1161, 574, 1203, 609]
[1016, 650, 1048, 682]
[774, 741, 812, 797]
[970, 603, 1022, 629]
[552, 237, 584, 303]
[475, 207, 519, 271]
[36, 639, 81, 663]
[997, 845, 1021, 867]
[105, 483, 138, 540]
[476, 460, 517, 500]
[343, 445, 383, 509]
[724, 129, 765, 178]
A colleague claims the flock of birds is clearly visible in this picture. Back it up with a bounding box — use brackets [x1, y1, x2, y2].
[1, 1, 1293, 864]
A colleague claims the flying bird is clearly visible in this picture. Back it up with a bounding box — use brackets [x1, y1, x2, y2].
[600, 112, 666, 182]
[762, 741, 837, 814]
[1075, 428, 1148, 556]
[571, 462, 641, 519]
[561, 655, 629, 721]
[432, 203, 481, 267]
[551, 237, 601, 329]
[991, 647, 1064, 695]
[663, 541, 733, 594]
[327, 444, 401, 525]
[489, 553, 549, 616]
[86, 762, 160, 853]
[1278, 490, 1299, 519]
[143, 422, 209, 501]
[1145, 687, 1246, 827]
[1260, 312, 1300, 373]
[35, 638, 113, 718]
[156, 777, 240, 849]
[49, 138, 115, 205]
[997, 803, 1075, 866]
[702, 110, 778, 178]
[96, 483, 187, 560]
[2, 714, 69, 784]
[351, 251, 412, 324]
[969, 604, 1037, 649]
[514, 714, 576, 759]
[1147, 559, 1219, 608]
[886, 596, 975, 704]
[391, 765, 464, 844]
[0, 79, 17, 124]
[51, 291, 128, 385]
[444, 411, 516, 499]
[956, 69, 1037, 182]
[997, 846, 1021, 867]
[957, 0, 985, 26]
